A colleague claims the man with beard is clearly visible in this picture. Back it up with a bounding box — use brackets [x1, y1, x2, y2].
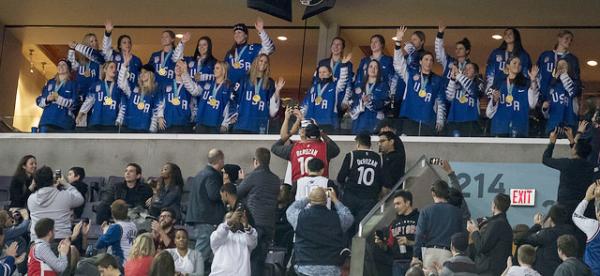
[152, 208, 177, 250]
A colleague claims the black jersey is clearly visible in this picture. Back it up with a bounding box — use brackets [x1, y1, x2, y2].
[337, 149, 383, 199]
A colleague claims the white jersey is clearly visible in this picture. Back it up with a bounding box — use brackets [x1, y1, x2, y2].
[296, 175, 331, 209]
[113, 220, 137, 260]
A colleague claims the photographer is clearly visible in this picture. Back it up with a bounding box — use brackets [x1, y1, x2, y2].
[210, 210, 257, 276]
[0, 209, 30, 253]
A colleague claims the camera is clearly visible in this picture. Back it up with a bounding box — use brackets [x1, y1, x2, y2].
[54, 169, 62, 180]
[429, 157, 443, 166]
[12, 211, 23, 225]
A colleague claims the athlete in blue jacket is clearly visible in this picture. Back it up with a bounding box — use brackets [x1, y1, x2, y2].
[184, 36, 217, 86]
[346, 59, 390, 134]
[36, 59, 79, 132]
[486, 57, 540, 137]
[541, 59, 580, 134]
[146, 31, 187, 86]
[537, 30, 581, 103]
[77, 61, 123, 132]
[444, 63, 484, 137]
[485, 28, 532, 93]
[101, 20, 143, 88]
[156, 61, 196, 133]
[68, 33, 105, 105]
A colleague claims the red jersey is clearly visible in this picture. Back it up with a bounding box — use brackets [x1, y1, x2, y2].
[28, 242, 57, 276]
[289, 140, 329, 182]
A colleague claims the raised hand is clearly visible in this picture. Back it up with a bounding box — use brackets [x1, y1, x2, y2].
[528, 65, 539, 80]
[58, 239, 71, 256]
[182, 32, 191, 44]
[450, 65, 459, 79]
[177, 60, 188, 74]
[275, 77, 285, 91]
[438, 23, 446, 33]
[578, 120, 589, 133]
[342, 53, 352, 64]
[5, 242, 18, 257]
[534, 212, 543, 225]
[542, 101, 550, 110]
[492, 90, 500, 103]
[585, 181, 598, 201]
[549, 128, 558, 144]
[395, 26, 408, 42]
[104, 19, 114, 33]
[158, 117, 167, 131]
[68, 41, 77, 49]
[255, 17, 264, 33]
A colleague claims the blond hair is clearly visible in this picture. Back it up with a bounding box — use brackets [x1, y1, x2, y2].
[128, 233, 156, 259]
[76, 33, 97, 65]
[248, 53, 271, 90]
[138, 69, 157, 95]
[100, 61, 116, 81]
[215, 60, 229, 81]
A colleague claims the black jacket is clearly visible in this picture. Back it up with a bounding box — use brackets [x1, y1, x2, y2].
[469, 213, 513, 276]
[237, 165, 280, 228]
[112, 180, 153, 208]
[515, 223, 576, 276]
[185, 165, 226, 225]
[9, 175, 32, 208]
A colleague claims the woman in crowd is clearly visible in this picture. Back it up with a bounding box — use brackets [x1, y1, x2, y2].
[404, 30, 427, 71]
[225, 17, 275, 85]
[102, 20, 143, 87]
[36, 59, 79, 132]
[541, 59, 580, 134]
[149, 250, 176, 276]
[485, 28, 532, 92]
[76, 61, 123, 132]
[124, 233, 156, 276]
[147, 30, 188, 85]
[117, 56, 161, 133]
[166, 229, 204, 276]
[394, 26, 445, 136]
[9, 155, 37, 209]
[302, 54, 351, 133]
[355, 34, 394, 85]
[156, 60, 195, 133]
[68, 33, 105, 102]
[181, 60, 234, 134]
[435, 24, 472, 85]
[445, 63, 485, 137]
[185, 36, 217, 86]
[232, 54, 284, 134]
[537, 30, 581, 105]
[147, 162, 184, 220]
[346, 59, 389, 134]
[486, 56, 540, 137]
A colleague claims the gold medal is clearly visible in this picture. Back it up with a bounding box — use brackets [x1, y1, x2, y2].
[233, 61, 241, 69]
[171, 98, 180, 106]
[505, 95, 514, 104]
[418, 89, 427, 98]
[158, 67, 167, 76]
[137, 102, 145, 110]
[194, 72, 202, 82]
[459, 95, 468, 104]
[209, 97, 218, 107]
[315, 96, 323, 105]
[252, 94, 261, 103]
[126, 72, 131, 79]
[104, 97, 113, 106]
[83, 69, 91, 77]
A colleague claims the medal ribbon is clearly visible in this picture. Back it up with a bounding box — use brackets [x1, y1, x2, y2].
[160, 49, 173, 69]
[104, 81, 114, 99]
[254, 78, 264, 98]
[234, 45, 248, 65]
[172, 79, 183, 99]
[316, 83, 329, 99]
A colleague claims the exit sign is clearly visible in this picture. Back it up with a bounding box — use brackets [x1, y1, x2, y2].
[510, 189, 536, 206]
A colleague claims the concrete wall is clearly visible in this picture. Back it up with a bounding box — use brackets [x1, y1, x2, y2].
[0, 134, 570, 180]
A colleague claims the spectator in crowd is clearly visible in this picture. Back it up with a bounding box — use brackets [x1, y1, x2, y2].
[28, 218, 71, 276]
[97, 163, 153, 224]
[378, 131, 406, 191]
[295, 158, 337, 207]
[147, 162, 183, 220]
[375, 119, 406, 156]
[95, 253, 121, 276]
[436, 232, 477, 276]
[543, 127, 594, 217]
[210, 210, 257, 276]
[151, 208, 177, 250]
[220, 183, 255, 226]
[0, 228, 22, 276]
[515, 204, 576, 276]
[0, 208, 30, 253]
[286, 187, 354, 276]
[223, 164, 242, 185]
[9, 155, 37, 209]
[166, 229, 205, 276]
[406, 266, 426, 276]
[28, 166, 84, 240]
[414, 180, 465, 270]
[186, 149, 227, 262]
[554, 234, 592, 276]
[467, 193, 513, 276]
[572, 181, 600, 275]
[95, 199, 137, 266]
[149, 250, 176, 276]
[274, 184, 294, 259]
[337, 133, 383, 236]
[124, 233, 156, 276]
[375, 190, 419, 276]
[501, 244, 541, 276]
[236, 147, 281, 276]
[67, 166, 88, 219]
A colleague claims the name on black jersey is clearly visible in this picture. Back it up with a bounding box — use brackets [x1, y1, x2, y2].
[356, 158, 378, 167]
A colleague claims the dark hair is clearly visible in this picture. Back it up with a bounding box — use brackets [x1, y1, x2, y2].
[95, 253, 119, 269]
[379, 131, 398, 149]
[149, 250, 176, 276]
[193, 36, 216, 67]
[127, 163, 142, 175]
[361, 59, 383, 91]
[376, 119, 397, 134]
[34, 218, 54, 238]
[307, 158, 325, 173]
[34, 166, 54, 189]
[466, 61, 480, 74]
[557, 234, 579, 258]
[160, 207, 176, 219]
[331, 36, 346, 49]
[255, 147, 271, 166]
[69, 167, 85, 181]
[175, 228, 188, 238]
[547, 204, 569, 225]
[163, 163, 184, 188]
[575, 140, 592, 159]
[431, 180, 450, 199]
[499, 28, 525, 56]
[220, 182, 237, 196]
[517, 244, 536, 265]
[412, 31, 426, 48]
[111, 199, 129, 220]
[355, 132, 372, 147]
[456, 37, 471, 52]
[420, 51, 434, 61]
[494, 193, 511, 213]
[223, 164, 241, 183]
[163, 30, 176, 48]
[506, 56, 529, 87]
[370, 34, 385, 47]
[116, 35, 132, 53]
[13, 155, 36, 179]
[394, 190, 413, 206]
